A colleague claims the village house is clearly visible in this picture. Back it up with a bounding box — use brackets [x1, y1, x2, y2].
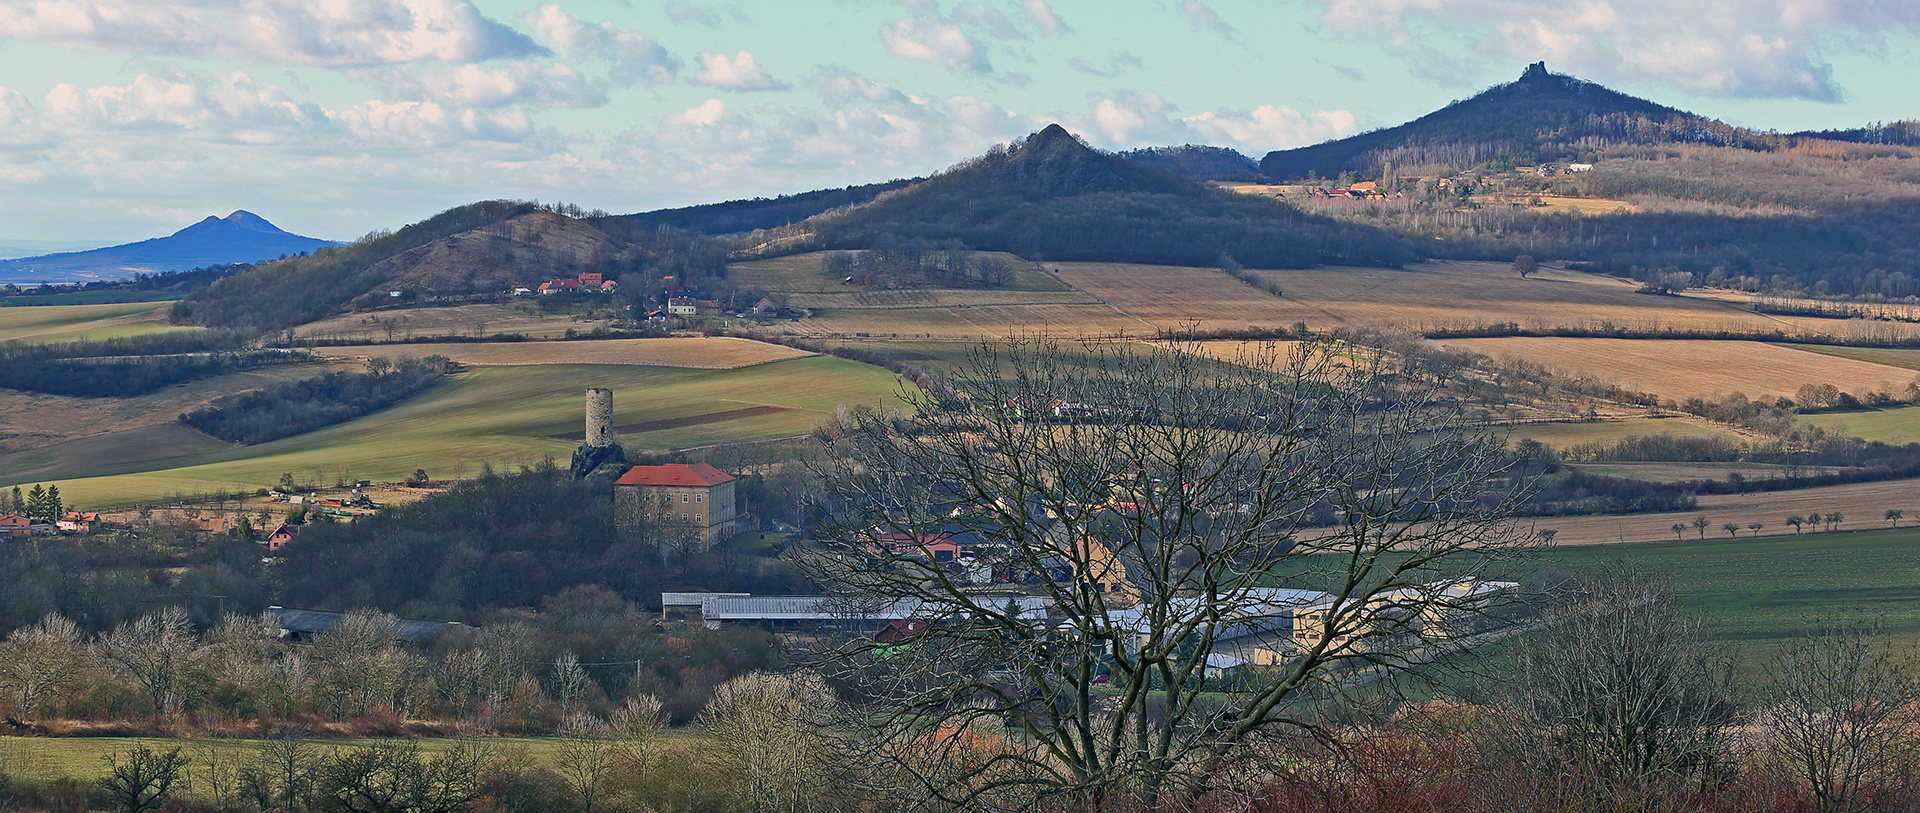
[266, 523, 299, 552]
[191, 517, 233, 536]
[57, 511, 99, 533]
[667, 296, 698, 316]
[613, 462, 741, 549]
[537, 279, 582, 294]
[0, 513, 28, 538]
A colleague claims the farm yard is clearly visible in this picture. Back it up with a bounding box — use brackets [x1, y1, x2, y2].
[320, 336, 812, 369]
[0, 300, 192, 343]
[1438, 337, 1920, 400]
[25, 355, 907, 507]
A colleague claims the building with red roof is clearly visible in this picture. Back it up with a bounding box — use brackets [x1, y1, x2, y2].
[614, 463, 740, 549]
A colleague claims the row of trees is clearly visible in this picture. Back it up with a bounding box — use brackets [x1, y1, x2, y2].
[0, 483, 62, 520]
[0, 594, 777, 730]
[821, 241, 1017, 288]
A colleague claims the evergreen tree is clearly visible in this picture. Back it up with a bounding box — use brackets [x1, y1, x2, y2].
[25, 485, 45, 520]
[43, 485, 61, 520]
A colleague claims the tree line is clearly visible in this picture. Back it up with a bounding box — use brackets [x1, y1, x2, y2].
[179, 356, 453, 445]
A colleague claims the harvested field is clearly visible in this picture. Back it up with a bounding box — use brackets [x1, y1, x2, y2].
[0, 301, 190, 343]
[788, 303, 1148, 340]
[1438, 338, 1916, 400]
[292, 303, 594, 341]
[321, 337, 811, 369]
[1522, 478, 1920, 547]
[1048, 262, 1292, 332]
[1054, 260, 1920, 339]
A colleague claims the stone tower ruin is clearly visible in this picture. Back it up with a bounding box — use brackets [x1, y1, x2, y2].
[585, 388, 614, 447]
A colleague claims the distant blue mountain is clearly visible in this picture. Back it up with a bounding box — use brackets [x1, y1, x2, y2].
[0, 211, 339, 284]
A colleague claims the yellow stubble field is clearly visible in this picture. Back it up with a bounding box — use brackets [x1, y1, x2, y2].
[1438, 337, 1918, 400]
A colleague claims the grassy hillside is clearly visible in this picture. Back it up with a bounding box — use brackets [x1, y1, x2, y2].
[31, 355, 906, 507]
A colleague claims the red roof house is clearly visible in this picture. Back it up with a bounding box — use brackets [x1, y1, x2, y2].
[0, 513, 28, 537]
[616, 462, 736, 487]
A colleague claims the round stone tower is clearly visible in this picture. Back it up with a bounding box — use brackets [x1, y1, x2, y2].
[585, 388, 614, 447]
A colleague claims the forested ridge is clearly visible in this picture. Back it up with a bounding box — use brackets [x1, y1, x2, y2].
[794, 124, 1417, 268]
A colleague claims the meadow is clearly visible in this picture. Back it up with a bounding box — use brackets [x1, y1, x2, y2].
[14, 355, 909, 508]
[1438, 337, 1917, 400]
[1502, 417, 1738, 449]
[321, 337, 812, 369]
[0, 301, 192, 344]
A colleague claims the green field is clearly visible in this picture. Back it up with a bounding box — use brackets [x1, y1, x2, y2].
[1791, 344, 1920, 372]
[1504, 417, 1740, 449]
[1530, 526, 1920, 655]
[30, 355, 910, 507]
[1803, 405, 1920, 443]
[0, 301, 193, 343]
[0, 289, 180, 306]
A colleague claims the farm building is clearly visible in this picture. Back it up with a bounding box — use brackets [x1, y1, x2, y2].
[266, 606, 472, 645]
[614, 462, 741, 549]
[1291, 578, 1517, 652]
[665, 591, 1050, 630]
[57, 511, 99, 532]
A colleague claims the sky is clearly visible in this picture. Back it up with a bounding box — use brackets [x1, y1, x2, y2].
[0, 0, 1917, 243]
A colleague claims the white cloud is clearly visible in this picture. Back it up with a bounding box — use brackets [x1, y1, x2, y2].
[1024, 0, 1067, 35]
[955, 4, 1022, 39]
[0, 0, 543, 67]
[367, 62, 607, 109]
[1182, 105, 1358, 151]
[881, 14, 993, 74]
[1310, 0, 1920, 100]
[41, 72, 330, 143]
[524, 4, 678, 86]
[1181, 0, 1237, 38]
[664, 3, 720, 27]
[692, 50, 780, 90]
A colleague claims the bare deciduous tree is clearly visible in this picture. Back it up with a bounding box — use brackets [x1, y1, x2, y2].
[1764, 622, 1920, 813]
[0, 613, 85, 718]
[1515, 566, 1735, 797]
[699, 671, 841, 813]
[800, 338, 1532, 807]
[97, 606, 198, 714]
[99, 745, 187, 813]
[554, 694, 666, 813]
